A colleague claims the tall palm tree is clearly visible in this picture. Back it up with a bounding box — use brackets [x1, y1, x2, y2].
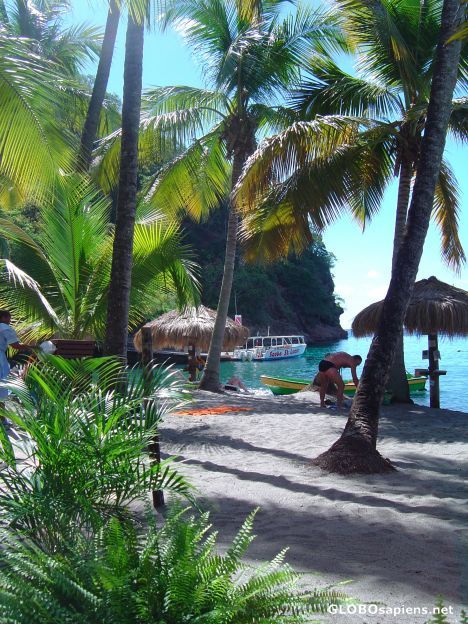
[236, 0, 467, 400]
[313, 0, 466, 473]
[78, 0, 121, 172]
[0, 177, 199, 341]
[101, 0, 346, 385]
[104, 8, 145, 357]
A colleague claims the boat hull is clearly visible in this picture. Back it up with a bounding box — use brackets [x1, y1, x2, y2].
[232, 343, 307, 361]
[260, 374, 427, 397]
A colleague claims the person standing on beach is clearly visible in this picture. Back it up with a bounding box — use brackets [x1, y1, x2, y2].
[0, 310, 35, 400]
[317, 352, 362, 408]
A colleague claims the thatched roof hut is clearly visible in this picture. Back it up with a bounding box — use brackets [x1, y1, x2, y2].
[133, 305, 249, 352]
[352, 276, 468, 337]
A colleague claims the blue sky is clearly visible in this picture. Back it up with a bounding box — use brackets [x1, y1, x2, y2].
[70, 1, 467, 328]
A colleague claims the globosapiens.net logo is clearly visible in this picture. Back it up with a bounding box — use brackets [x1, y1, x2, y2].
[327, 603, 455, 617]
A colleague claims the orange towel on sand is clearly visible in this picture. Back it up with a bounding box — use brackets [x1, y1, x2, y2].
[174, 406, 253, 416]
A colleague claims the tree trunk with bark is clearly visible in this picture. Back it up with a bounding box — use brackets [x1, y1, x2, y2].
[387, 159, 414, 403]
[104, 17, 144, 358]
[78, 0, 120, 172]
[198, 155, 245, 392]
[313, 0, 465, 474]
[199, 113, 256, 392]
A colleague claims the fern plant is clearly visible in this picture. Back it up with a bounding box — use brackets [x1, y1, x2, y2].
[0, 508, 350, 623]
[0, 355, 191, 548]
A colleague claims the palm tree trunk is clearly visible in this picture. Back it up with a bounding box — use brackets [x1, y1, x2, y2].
[199, 155, 244, 391]
[104, 16, 144, 358]
[387, 159, 414, 403]
[312, 0, 465, 474]
[78, 0, 120, 172]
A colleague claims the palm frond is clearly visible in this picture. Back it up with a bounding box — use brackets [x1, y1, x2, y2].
[144, 128, 230, 220]
[432, 160, 466, 271]
[235, 116, 366, 211]
[291, 55, 402, 119]
[239, 125, 395, 262]
[130, 217, 201, 314]
[448, 97, 468, 142]
[0, 355, 191, 547]
[0, 32, 72, 200]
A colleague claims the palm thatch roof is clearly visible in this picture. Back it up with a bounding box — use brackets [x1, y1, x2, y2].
[352, 276, 468, 337]
[133, 305, 249, 352]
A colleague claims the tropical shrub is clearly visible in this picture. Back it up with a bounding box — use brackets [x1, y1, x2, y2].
[0, 355, 191, 548]
[0, 176, 199, 341]
[0, 508, 350, 623]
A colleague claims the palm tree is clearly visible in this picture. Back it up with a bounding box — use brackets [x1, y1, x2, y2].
[0, 0, 102, 75]
[78, 0, 121, 171]
[236, 0, 467, 401]
[313, 0, 466, 473]
[102, 0, 346, 386]
[104, 10, 145, 357]
[0, 177, 199, 342]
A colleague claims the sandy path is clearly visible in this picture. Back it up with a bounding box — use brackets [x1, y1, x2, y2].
[160, 390, 468, 623]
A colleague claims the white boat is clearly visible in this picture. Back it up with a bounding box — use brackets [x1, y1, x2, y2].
[231, 335, 307, 361]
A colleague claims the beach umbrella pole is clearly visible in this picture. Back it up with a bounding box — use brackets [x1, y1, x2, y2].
[142, 325, 165, 508]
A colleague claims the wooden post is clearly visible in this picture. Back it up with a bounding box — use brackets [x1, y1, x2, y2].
[428, 333, 440, 409]
[141, 326, 164, 508]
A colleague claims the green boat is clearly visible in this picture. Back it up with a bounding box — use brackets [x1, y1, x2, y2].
[260, 373, 427, 396]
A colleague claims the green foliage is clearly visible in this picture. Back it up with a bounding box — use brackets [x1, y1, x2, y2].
[236, 0, 467, 269]
[0, 355, 191, 548]
[0, 507, 351, 623]
[183, 208, 343, 332]
[0, 176, 200, 340]
[0, 30, 73, 204]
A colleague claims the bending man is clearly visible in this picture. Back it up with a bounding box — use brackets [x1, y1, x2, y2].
[317, 352, 362, 408]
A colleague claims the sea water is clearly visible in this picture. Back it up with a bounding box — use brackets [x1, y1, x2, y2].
[219, 333, 468, 413]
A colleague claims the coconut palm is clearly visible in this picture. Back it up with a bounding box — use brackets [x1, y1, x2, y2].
[79, 0, 121, 171]
[0, 0, 102, 74]
[312, 0, 466, 473]
[104, 8, 145, 357]
[236, 0, 467, 400]
[0, 177, 199, 341]
[99, 0, 347, 385]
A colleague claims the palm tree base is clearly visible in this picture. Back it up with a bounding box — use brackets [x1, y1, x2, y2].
[312, 436, 396, 475]
[198, 372, 224, 393]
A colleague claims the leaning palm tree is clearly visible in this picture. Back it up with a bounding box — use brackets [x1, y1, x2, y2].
[0, 177, 199, 342]
[79, 0, 121, 171]
[236, 0, 467, 401]
[100, 0, 347, 387]
[313, 0, 466, 473]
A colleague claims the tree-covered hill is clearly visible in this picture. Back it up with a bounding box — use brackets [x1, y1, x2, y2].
[183, 207, 347, 344]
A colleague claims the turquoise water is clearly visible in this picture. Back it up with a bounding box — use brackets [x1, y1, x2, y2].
[219, 333, 468, 413]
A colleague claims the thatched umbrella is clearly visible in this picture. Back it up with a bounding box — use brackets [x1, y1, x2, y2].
[134, 305, 249, 353]
[352, 276, 468, 407]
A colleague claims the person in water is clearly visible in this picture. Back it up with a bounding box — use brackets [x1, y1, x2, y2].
[0, 310, 35, 399]
[317, 352, 362, 408]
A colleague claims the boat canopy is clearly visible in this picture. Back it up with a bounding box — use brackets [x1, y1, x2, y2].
[245, 336, 305, 349]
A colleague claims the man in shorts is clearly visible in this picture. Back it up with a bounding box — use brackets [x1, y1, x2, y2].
[317, 352, 362, 408]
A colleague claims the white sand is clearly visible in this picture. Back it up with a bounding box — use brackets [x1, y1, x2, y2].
[160, 390, 468, 623]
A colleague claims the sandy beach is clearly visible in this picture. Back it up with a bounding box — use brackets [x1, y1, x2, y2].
[160, 390, 468, 623]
